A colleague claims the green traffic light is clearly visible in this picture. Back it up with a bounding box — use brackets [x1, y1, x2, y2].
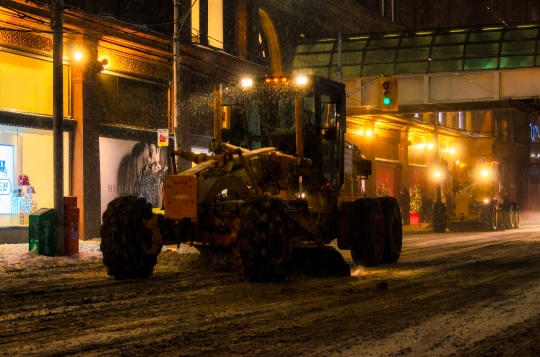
[383, 97, 391, 105]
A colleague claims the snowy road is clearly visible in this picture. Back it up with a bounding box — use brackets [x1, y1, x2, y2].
[1, 220, 540, 356]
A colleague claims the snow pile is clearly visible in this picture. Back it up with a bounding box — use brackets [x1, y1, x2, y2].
[0, 239, 103, 270]
[172, 244, 199, 254]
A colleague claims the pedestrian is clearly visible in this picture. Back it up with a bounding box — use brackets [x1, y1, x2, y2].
[420, 197, 433, 223]
[400, 188, 411, 225]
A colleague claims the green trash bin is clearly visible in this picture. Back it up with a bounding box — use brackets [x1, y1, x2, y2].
[29, 208, 57, 256]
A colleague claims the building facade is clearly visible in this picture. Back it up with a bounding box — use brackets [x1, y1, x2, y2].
[0, 0, 396, 242]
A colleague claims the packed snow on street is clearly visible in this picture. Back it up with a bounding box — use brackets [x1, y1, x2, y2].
[1, 217, 540, 356]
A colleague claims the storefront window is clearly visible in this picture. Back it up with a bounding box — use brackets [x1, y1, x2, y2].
[0, 125, 69, 226]
[191, 0, 224, 48]
[0, 51, 69, 116]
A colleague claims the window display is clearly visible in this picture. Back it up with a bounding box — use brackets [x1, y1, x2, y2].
[12, 185, 37, 226]
[0, 125, 70, 227]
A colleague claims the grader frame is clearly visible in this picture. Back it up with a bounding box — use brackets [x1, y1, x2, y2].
[99, 75, 403, 282]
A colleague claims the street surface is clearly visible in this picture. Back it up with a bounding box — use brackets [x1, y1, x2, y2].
[2, 219, 540, 356]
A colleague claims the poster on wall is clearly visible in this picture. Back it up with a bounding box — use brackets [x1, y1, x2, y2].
[0, 144, 14, 214]
[99, 138, 168, 220]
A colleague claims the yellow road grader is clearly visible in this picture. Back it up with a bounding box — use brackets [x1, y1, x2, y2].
[100, 75, 403, 282]
[432, 160, 520, 233]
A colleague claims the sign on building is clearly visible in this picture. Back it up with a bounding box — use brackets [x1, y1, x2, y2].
[158, 129, 169, 147]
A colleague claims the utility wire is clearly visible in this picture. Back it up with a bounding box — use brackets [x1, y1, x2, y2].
[486, 6, 510, 28]
[453, 72, 494, 94]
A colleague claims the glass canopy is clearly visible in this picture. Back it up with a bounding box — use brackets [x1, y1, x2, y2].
[293, 22, 540, 78]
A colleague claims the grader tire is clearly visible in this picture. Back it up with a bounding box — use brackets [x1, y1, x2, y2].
[350, 198, 385, 267]
[237, 195, 292, 282]
[502, 204, 514, 230]
[432, 202, 446, 233]
[376, 197, 403, 264]
[100, 196, 161, 280]
[512, 203, 520, 229]
[482, 203, 497, 231]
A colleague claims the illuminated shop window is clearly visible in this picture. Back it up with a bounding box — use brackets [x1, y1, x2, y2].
[208, 0, 223, 48]
[191, 0, 223, 49]
[191, 0, 200, 42]
[0, 125, 69, 227]
[0, 51, 69, 116]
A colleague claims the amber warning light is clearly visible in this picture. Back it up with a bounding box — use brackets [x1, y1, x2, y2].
[264, 77, 289, 84]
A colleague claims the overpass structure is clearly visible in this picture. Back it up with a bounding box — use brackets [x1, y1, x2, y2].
[292, 22, 540, 211]
[292, 22, 540, 116]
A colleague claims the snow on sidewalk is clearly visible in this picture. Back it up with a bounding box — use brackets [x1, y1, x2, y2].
[0, 240, 200, 271]
[0, 239, 103, 270]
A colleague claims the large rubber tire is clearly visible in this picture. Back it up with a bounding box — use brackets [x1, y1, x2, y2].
[512, 203, 520, 229]
[432, 202, 446, 233]
[376, 197, 403, 264]
[502, 204, 515, 230]
[349, 198, 385, 267]
[100, 196, 162, 280]
[482, 203, 497, 231]
[237, 195, 293, 282]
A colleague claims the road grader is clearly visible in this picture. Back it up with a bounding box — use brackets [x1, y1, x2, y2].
[100, 75, 403, 282]
[431, 160, 520, 233]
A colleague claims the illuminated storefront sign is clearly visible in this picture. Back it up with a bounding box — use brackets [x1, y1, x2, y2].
[0, 144, 13, 214]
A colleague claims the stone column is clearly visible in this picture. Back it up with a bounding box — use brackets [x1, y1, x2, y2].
[71, 36, 102, 240]
[399, 128, 410, 193]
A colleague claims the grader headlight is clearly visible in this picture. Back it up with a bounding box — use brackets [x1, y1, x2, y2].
[295, 76, 308, 85]
[240, 78, 253, 88]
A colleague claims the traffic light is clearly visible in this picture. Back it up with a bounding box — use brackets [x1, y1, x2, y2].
[378, 76, 398, 111]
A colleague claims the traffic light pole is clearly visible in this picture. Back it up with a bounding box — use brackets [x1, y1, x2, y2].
[338, 32, 342, 83]
[433, 114, 443, 205]
[51, 0, 64, 256]
[433, 114, 441, 164]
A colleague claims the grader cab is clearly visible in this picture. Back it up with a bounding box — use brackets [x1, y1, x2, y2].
[100, 75, 403, 282]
